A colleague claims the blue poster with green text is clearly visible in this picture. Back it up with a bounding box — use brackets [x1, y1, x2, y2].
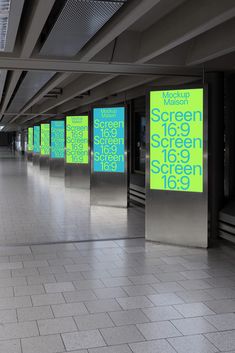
[93, 107, 125, 173]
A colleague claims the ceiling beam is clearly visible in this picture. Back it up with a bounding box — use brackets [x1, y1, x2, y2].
[12, 74, 114, 124]
[10, 0, 161, 125]
[31, 74, 114, 114]
[0, 56, 201, 76]
[75, 76, 199, 115]
[0, 0, 56, 117]
[187, 18, 235, 66]
[24, 74, 159, 125]
[135, 0, 235, 63]
[0, 0, 25, 105]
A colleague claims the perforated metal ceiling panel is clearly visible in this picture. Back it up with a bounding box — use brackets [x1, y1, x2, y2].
[6, 0, 126, 114]
[40, 0, 126, 57]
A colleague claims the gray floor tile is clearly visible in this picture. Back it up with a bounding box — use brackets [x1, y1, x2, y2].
[75, 313, 114, 330]
[108, 268, 137, 277]
[17, 306, 54, 321]
[23, 260, 49, 268]
[109, 309, 149, 326]
[152, 282, 185, 293]
[122, 285, 156, 296]
[52, 302, 88, 317]
[205, 287, 235, 299]
[64, 290, 97, 303]
[39, 265, 66, 275]
[88, 345, 132, 353]
[62, 330, 106, 350]
[85, 299, 122, 313]
[93, 287, 127, 299]
[0, 309, 17, 323]
[102, 277, 133, 287]
[0, 321, 38, 340]
[0, 277, 27, 287]
[21, 334, 65, 353]
[0, 296, 32, 309]
[129, 339, 177, 353]
[45, 282, 75, 293]
[55, 272, 83, 282]
[205, 330, 235, 351]
[14, 284, 45, 296]
[155, 273, 187, 282]
[180, 270, 211, 280]
[81, 270, 111, 280]
[27, 274, 56, 285]
[128, 275, 159, 285]
[0, 339, 21, 353]
[148, 293, 183, 306]
[73, 280, 104, 290]
[12, 268, 38, 277]
[65, 264, 92, 272]
[31, 293, 65, 306]
[176, 290, 214, 303]
[178, 280, 212, 291]
[100, 325, 144, 345]
[38, 317, 77, 335]
[205, 313, 235, 330]
[0, 262, 22, 270]
[116, 296, 153, 310]
[137, 321, 181, 340]
[171, 317, 217, 335]
[142, 306, 183, 321]
[0, 287, 14, 298]
[205, 299, 235, 313]
[168, 334, 218, 353]
[173, 303, 215, 317]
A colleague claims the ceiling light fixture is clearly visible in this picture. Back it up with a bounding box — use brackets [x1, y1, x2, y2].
[0, 0, 11, 51]
[0, 125, 4, 130]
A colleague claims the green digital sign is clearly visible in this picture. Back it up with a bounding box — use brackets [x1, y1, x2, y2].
[41, 124, 50, 156]
[150, 88, 203, 192]
[27, 127, 33, 152]
[66, 116, 88, 164]
[33, 126, 40, 153]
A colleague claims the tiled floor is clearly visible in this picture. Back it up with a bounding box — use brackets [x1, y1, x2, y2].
[1, 149, 235, 352]
[0, 239, 234, 352]
[0, 149, 144, 244]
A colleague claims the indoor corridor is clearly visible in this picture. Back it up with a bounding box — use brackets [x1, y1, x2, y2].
[0, 149, 235, 353]
[0, 148, 144, 245]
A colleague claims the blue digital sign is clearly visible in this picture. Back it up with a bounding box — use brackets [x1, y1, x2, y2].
[93, 107, 125, 172]
[33, 126, 40, 153]
[51, 120, 65, 159]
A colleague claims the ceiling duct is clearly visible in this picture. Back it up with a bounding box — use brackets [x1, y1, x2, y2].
[6, 0, 126, 117]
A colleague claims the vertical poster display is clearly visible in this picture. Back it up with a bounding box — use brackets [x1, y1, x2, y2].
[27, 127, 33, 152]
[40, 124, 50, 156]
[150, 89, 203, 192]
[66, 116, 89, 164]
[91, 106, 127, 207]
[146, 87, 208, 247]
[51, 121, 65, 159]
[33, 126, 40, 153]
[93, 107, 125, 173]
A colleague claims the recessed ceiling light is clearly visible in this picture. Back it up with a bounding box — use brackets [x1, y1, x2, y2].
[0, 125, 4, 131]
